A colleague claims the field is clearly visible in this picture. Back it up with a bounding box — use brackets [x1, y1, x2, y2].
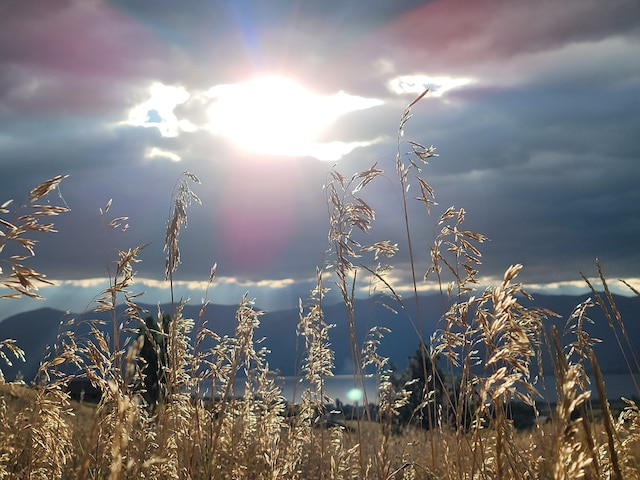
[1, 95, 640, 479]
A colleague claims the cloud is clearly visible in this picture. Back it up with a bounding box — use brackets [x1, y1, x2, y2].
[119, 77, 385, 161]
[146, 147, 181, 162]
[388, 75, 474, 97]
[527, 278, 640, 297]
[124, 83, 196, 138]
[370, 0, 640, 70]
[0, 274, 317, 320]
[316, 0, 640, 102]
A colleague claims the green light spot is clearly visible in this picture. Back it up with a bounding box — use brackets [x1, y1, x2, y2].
[346, 388, 362, 403]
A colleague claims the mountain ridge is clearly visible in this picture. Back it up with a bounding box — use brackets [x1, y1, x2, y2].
[1, 292, 639, 383]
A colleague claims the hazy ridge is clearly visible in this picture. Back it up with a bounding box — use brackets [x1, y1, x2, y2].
[1, 292, 638, 383]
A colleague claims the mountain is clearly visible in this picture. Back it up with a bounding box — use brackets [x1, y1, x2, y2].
[0, 292, 639, 384]
[0, 298, 430, 382]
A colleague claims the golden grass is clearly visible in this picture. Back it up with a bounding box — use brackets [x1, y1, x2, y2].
[1, 93, 640, 478]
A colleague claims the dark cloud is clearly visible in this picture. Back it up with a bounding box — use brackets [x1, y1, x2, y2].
[0, 2, 158, 78]
[369, 0, 640, 68]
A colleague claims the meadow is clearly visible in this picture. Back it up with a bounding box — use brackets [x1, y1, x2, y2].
[1, 92, 639, 479]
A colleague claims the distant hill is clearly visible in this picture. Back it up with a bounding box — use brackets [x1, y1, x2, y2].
[0, 292, 639, 384]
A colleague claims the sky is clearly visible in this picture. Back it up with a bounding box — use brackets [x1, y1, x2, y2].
[1, 0, 640, 321]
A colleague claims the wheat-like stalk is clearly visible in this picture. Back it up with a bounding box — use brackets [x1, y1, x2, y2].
[0, 175, 69, 300]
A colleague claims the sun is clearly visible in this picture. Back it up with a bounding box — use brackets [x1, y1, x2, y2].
[205, 77, 326, 154]
[205, 76, 383, 160]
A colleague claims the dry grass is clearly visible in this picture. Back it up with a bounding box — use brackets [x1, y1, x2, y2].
[1, 94, 640, 479]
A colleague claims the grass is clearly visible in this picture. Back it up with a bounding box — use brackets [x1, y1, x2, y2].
[1, 90, 640, 479]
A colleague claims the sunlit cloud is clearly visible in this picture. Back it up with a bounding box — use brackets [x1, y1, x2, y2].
[146, 147, 181, 162]
[59, 278, 110, 288]
[357, 270, 640, 299]
[527, 278, 640, 297]
[124, 82, 197, 137]
[50, 276, 304, 295]
[359, 270, 445, 296]
[205, 76, 384, 160]
[135, 278, 203, 290]
[136, 276, 300, 290]
[389, 74, 474, 97]
[10, 272, 640, 326]
[12, 276, 309, 320]
[221, 277, 299, 289]
[120, 78, 383, 161]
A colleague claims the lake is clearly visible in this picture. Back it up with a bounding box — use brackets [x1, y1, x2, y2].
[221, 372, 640, 405]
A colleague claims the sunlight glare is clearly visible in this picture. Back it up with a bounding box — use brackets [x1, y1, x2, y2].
[205, 76, 383, 160]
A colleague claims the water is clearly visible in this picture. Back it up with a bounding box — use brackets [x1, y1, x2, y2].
[212, 373, 640, 405]
[276, 375, 379, 405]
[201, 374, 379, 405]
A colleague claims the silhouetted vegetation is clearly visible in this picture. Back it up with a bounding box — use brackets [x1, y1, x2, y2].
[391, 344, 446, 430]
[134, 314, 170, 409]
